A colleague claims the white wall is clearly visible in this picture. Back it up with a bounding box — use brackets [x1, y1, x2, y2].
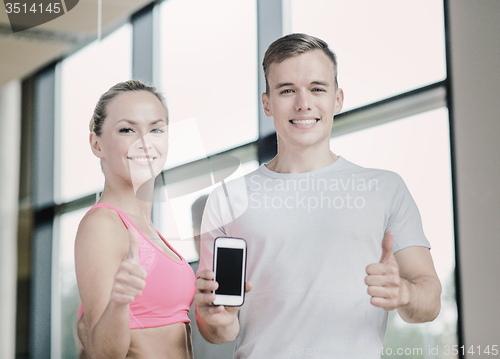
[0, 80, 21, 359]
[448, 0, 500, 354]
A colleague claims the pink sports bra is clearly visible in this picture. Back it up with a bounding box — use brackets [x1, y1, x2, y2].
[83, 203, 196, 329]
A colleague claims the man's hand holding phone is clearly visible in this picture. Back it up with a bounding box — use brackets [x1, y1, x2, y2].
[195, 269, 253, 322]
[194, 270, 252, 343]
[194, 237, 252, 343]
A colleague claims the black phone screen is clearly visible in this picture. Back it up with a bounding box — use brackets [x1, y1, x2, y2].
[215, 247, 243, 295]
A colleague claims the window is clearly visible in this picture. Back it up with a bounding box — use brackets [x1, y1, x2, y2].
[159, 0, 258, 169]
[53, 23, 133, 358]
[54, 207, 90, 358]
[286, 0, 446, 111]
[58, 24, 132, 203]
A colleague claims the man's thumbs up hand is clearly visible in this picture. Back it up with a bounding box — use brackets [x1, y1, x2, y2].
[379, 230, 395, 264]
[365, 231, 402, 311]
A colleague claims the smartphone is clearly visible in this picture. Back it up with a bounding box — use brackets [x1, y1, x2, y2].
[212, 237, 247, 306]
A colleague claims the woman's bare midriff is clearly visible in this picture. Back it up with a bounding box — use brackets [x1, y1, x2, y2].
[126, 322, 193, 359]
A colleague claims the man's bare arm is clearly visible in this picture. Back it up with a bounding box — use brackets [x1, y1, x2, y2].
[365, 231, 441, 323]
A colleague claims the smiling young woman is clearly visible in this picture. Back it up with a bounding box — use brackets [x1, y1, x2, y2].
[75, 80, 196, 359]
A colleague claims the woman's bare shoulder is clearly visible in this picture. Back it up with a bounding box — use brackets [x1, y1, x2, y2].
[75, 207, 129, 258]
[75, 207, 131, 333]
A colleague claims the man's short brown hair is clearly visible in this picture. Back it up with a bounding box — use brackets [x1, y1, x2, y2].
[262, 33, 338, 93]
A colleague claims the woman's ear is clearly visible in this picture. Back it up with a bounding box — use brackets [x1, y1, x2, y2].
[90, 132, 103, 158]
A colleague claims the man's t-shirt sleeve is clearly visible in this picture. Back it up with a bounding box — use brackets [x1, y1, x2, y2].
[385, 173, 431, 252]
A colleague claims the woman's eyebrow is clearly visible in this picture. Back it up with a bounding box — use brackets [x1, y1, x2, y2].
[115, 119, 166, 126]
[149, 119, 166, 125]
[116, 119, 136, 125]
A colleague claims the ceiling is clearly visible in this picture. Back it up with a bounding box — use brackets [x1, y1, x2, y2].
[0, 0, 154, 88]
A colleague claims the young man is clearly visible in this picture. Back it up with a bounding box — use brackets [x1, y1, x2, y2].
[195, 33, 441, 359]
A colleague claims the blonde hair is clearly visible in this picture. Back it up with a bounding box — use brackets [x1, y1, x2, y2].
[89, 80, 168, 136]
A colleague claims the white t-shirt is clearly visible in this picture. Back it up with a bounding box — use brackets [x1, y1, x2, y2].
[198, 157, 430, 359]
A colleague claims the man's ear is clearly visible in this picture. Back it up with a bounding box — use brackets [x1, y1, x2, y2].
[334, 88, 344, 115]
[262, 92, 272, 117]
[90, 132, 103, 158]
